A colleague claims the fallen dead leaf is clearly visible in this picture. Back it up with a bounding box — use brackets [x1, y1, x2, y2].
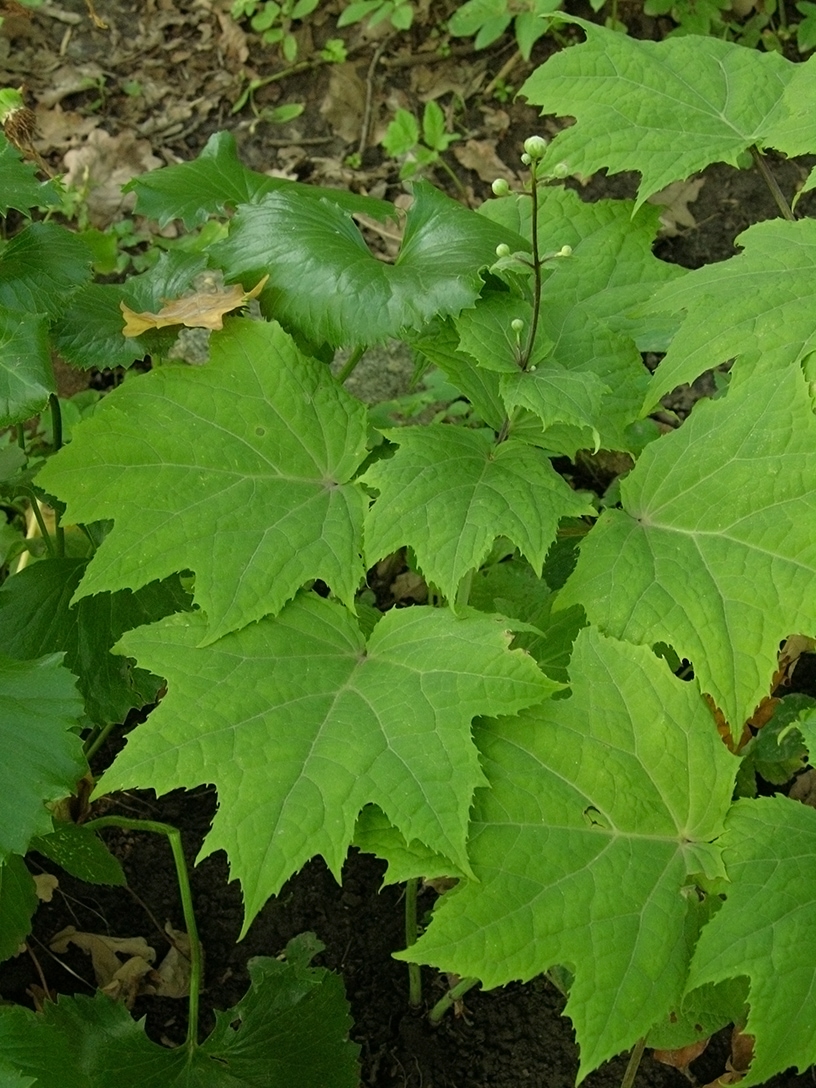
[653, 1038, 709, 1075]
[320, 62, 366, 144]
[33, 873, 59, 902]
[648, 178, 705, 236]
[120, 275, 268, 336]
[146, 923, 191, 998]
[62, 127, 162, 227]
[50, 925, 156, 1007]
[453, 138, 517, 185]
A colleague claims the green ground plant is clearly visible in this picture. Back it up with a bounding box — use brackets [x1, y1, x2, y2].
[2, 16, 816, 1086]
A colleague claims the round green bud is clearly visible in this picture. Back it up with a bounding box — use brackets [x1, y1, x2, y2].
[495, 243, 511, 258]
[520, 152, 532, 166]
[491, 178, 511, 197]
[511, 318, 524, 333]
[552, 161, 569, 178]
[557, 245, 573, 258]
[523, 135, 548, 161]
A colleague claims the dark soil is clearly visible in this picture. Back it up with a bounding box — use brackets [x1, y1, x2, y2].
[4, 2, 816, 1085]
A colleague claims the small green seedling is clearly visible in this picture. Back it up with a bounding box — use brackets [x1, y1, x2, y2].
[448, 0, 564, 59]
[382, 100, 461, 184]
[338, 0, 414, 31]
[230, 0, 321, 60]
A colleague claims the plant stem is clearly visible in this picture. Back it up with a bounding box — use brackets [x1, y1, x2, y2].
[16, 423, 26, 451]
[404, 877, 422, 1007]
[620, 1037, 646, 1088]
[520, 162, 543, 370]
[24, 492, 56, 558]
[427, 975, 480, 1024]
[336, 345, 366, 384]
[750, 146, 795, 222]
[454, 569, 473, 610]
[48, 395, 66, 555]
[84, 816, 203, 1049]
[83, 719, 117, 760]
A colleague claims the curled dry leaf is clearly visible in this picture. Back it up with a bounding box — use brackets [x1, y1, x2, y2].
[120, 275, 269, 337]
[50, 925, 156, 1008]
[653, 1038, 709, 1074]
[32, 873, 58, 902]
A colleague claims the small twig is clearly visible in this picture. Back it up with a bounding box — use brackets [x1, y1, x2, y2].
[359, 39, 389, 160]
[381, 44, 478, 68]
[484, 48, 522, 97]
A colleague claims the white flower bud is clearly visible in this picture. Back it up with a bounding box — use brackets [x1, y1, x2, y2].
[491, 178, 511, 196]
[520, 152, 532, 166]
[523, 135, 548, 161]
[511, 318, 524, 333]
[557, 245, 573, 257]
[552, 161, 569, 178]
[495, 243, 511, 258]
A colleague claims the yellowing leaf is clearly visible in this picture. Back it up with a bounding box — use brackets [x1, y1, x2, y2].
[120, 275, 268, 337]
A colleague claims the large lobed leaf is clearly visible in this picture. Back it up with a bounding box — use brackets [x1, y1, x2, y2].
[688, 795, 816, 1085]
[212, 181, 525, 347]
[98, 595, 555, 929]
[559, 366, 816, 729]
[519, 19, 803, 208]
[0, 135, 59, 215]
[362, 425, 593, 601]
[125, 129, 395, 228]
[0, 310, 52, 428]
[402, 627, 737, 1079]
[39, 319, 369, 643]
[644, 217, 816, 405]
[0, 653, 86, 861]
[0, 938, 359, 1087]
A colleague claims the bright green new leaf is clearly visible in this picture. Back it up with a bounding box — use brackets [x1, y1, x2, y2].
[0, 941, 359, 1087]
[212, 181, 525, 347]
[402, 627, 737, 1079]
[409, 321, 506, 430]
[559, 366, 816, 730]
[761, 52, 816, 159]
[644, 218, 816, 406]
[0, 854, 37, 963]
[0, 135, 58, 215]
[39, 319, 369, 643]
[688, 795, 816, 1085]
[520, 19, 797, 208]
[0, 653, 86, 861]
[125, 129, 394, 228]
[0, 309, 52, 427]
[0, 559, 190, 724]
[363, 425, 593, 601]
[98, 595, 554, 928]
[0, 222, 91, 318]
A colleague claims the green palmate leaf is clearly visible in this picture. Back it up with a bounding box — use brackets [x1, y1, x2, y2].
[762, 52, 816, 158]
[212, 181, 525, 347]
[52, 251, 208, 371]
[409, 321, 506, 430]
[126, 129, 394, 229]
[0, 653, 86, 860]
[0, 559, 190, 724]
[644, 218, 816, 406]
[39, 319, 368, 644]
[559, 366, 816, 730]
[354, 805, 467, 884]
[362, 425, 593, 601]
[476, 188, 682, 453]
[519, 19, 798, 208]
[0, 135, 58, 215]
[0, 309, 52, 427]
[688, 795, 816, 1085]
[0, 941, 359, 1087]
[99, 596, 554, 928]
[402, 627, 737, 1078]
[31, 821, 126, 886]
[0, 854, 37, 962]
[0, 222, 91, 318]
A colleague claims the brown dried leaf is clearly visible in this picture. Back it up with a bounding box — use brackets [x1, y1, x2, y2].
[50, 926, 155, 988]
[62, 128, 162, 228]
[33, 873, 58, 902]
[653, 1038, 709, 1072]
[648, 178, 705, 236]
[320, 63, 366, 144]
[146, 923, 191, 998]
[120, 275, 268, 337]
[453, 138, 517, 185]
